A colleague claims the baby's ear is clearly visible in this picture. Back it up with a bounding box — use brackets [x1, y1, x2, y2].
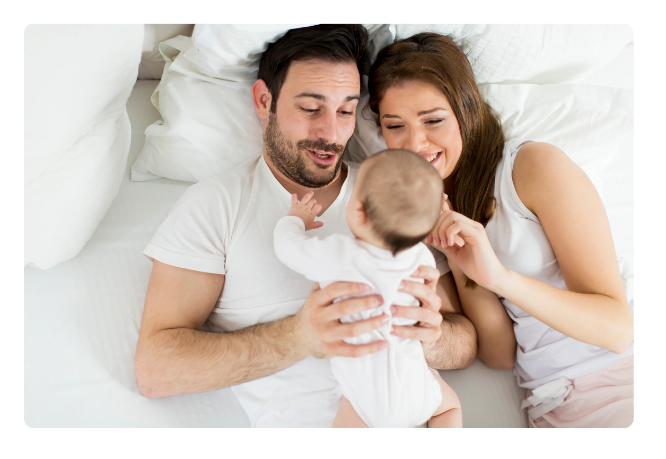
[354, 199, 368, 226]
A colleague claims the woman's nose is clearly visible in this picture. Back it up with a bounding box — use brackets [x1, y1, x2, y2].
[405, 127, 429, 153]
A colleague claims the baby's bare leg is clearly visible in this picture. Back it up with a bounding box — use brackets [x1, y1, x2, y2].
[332, 396, 369, 428]
[427, 370, 463, 428]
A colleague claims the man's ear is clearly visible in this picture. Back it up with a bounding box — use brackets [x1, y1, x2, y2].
[252, 79, 272, 121]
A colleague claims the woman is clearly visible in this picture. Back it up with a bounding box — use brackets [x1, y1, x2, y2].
[370, 33, 634, 428]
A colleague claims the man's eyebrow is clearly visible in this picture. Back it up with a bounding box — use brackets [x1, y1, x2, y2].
[294, 93, 360, 103]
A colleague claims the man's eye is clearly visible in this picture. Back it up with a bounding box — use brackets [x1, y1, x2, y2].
[301, 108, 318, 114]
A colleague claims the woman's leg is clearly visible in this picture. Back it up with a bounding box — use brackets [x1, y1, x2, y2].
[427, 370, 463, 428]
[332, 396, 369, 428]
[528, 356, 634, 428]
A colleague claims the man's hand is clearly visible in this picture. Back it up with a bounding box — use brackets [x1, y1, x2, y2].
[288, 191, 324, 231]
[390, 265, 443, 350]
[294, 281, 390, 359]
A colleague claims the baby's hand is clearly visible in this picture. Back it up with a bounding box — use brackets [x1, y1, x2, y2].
[288, 191, 324, 231]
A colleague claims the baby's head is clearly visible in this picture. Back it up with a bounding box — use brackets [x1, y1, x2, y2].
[346, 149, 443, 255]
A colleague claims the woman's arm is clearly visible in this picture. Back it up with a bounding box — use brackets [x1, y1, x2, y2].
[447, 257, 516, 369]
[502, 142, 633, 352]
[434, 142, 633, 354]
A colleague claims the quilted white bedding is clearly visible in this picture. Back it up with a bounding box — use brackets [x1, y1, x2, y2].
[24, 42, 633, 428]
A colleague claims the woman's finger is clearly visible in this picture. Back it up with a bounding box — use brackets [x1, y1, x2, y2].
[311, 221, 324, 229]
[291, 193, 299, 206]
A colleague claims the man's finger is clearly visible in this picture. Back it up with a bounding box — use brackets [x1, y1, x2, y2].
[399, 280, 441, 312]
[391, 304, 442, 326]
[314, 281, 371, 307]
[329, 314, 389, 339]
[391, 324, 440, 342]
[327, 340, 388, 358]
[324, 294, 383, 321]
[411, 265, 440, 290]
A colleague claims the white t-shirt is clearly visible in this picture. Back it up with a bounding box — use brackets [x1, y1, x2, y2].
[144, 155, 450, 427]
[274, 216, 442, 427]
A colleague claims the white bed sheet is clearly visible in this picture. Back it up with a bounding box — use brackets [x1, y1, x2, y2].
[25, 41, 633, 427]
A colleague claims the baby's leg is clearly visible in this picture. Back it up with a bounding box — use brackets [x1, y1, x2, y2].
[332, 396, 369, 428]
[427, 370, 463, 428]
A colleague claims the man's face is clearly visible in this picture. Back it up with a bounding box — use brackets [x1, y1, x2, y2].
[264, 59, 360, 188]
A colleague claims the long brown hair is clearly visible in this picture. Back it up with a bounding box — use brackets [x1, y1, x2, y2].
[367, 33, 505, 288]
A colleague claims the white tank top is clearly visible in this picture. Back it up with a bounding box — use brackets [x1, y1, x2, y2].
[485, 139, 634, 390]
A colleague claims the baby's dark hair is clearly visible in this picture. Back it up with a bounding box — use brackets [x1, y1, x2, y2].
[357, 149, 443, 255]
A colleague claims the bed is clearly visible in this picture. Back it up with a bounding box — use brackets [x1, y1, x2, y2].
[24, 25, 633, 428]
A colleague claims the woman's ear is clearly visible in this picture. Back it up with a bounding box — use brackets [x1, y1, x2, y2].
[252, 79, 272, 121]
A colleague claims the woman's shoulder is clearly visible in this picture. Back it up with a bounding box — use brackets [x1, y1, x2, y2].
[512, 141, 589, 215]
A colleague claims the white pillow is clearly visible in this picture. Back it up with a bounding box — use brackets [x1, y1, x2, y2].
[346, 24, 634, 175]
[393, 25, 634, 84]
[25, 25, 143, 269]
[131, 24, 316, 182]
[479, 83, 633, 197]
[138, 24, 194, 80]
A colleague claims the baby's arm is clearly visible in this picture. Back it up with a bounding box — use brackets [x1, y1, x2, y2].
[274, 192, 356, 281]
[427, 370, 462, 428]
[287, 191, 323, 231]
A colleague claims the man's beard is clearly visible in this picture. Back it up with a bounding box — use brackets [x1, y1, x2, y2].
[264, 111, 345, 188]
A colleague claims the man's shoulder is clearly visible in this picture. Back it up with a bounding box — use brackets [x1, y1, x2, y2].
[186, 155, 261, 201]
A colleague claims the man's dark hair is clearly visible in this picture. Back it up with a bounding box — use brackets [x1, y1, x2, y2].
[258, 24, 369, 113]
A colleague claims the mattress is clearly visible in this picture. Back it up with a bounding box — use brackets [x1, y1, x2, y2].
[24, 43, 633, 428]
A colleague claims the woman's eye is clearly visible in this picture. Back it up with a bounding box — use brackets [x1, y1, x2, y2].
[385, 124, 404, 130]
[425, 119, 444, 125]
[339, 111, 353, 116]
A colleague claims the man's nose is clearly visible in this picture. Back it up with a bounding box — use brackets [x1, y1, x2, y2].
[314, 110, 338, 145]
[405, 127, 429, 153]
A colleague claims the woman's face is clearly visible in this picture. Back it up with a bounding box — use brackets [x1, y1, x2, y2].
[378, 80, 463, 180]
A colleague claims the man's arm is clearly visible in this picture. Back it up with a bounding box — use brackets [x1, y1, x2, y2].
[135, 260, 389, 398]
[390, 269, 477, 370]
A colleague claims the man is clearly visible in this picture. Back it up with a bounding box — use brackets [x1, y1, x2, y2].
[135, 24, 476, 427]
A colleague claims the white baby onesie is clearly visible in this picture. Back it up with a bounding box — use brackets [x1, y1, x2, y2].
[274, 216, 443, 427]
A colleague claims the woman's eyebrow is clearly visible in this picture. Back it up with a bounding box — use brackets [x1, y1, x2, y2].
[382, 107, 448, 119]
[417, 107, 448, 116]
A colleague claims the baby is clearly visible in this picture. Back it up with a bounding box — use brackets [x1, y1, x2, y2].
[273, 149, 462, 428]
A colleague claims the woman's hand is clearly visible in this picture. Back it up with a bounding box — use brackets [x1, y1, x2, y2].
[428, 203, 508, 292]
[390, 266, 443, 349]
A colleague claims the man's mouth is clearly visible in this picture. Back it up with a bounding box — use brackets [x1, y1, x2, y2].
[308, 149, 337, 165]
